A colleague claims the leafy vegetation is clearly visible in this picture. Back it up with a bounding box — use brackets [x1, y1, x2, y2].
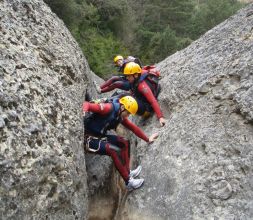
[44, 0, 245, 78]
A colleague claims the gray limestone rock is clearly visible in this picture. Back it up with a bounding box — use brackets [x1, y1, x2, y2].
[2, 0, 253, 220]
[0, 116, 5, 128]
[0, 0, 90, 219]
[120, 3, 253, 220]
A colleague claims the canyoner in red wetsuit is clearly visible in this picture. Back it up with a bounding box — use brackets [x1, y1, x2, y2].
[114, 55, 142, 73]
[94, 55, 141, 94]
[123, 62, 166, 127]
[82, 95, 158, 190]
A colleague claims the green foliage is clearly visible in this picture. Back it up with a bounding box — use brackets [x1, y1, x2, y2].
[140, 26, 177, 63]
[44, 0, 130, 77]
[44, 0, 82, 28]
[76, 28, 129, 77]
[44, 0, 246, 78]
[135, 0, 195, 64]
[162, 0, 195, 35]
[189, 0, 244, 39]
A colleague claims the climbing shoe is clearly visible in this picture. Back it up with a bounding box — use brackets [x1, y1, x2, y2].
[126, 177, 144, 191]
[129, 165, 142, 178]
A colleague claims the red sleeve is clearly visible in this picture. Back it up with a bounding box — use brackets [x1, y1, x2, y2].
[121, 118, 149, 142]
[138, 81, 163, 119]
[101, 81, 126, 93]
[100, 76, 122, 89]
[82, 102, 112, 115]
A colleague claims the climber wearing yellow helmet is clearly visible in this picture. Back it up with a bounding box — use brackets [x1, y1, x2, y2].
[82, 95, 158, 190]
[94, 55, 142, 94]
[123, 62, 166, 126]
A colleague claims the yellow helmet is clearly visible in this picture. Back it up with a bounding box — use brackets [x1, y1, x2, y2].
[114, 55, 124, 63]
[123, 62, 142, 75]
[119, 96, 138, 115]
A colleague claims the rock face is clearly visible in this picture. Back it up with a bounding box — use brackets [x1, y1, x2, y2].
[1, 1, 253, 220]
[0, 0, 90, 219]
[120, 4, 253, 220]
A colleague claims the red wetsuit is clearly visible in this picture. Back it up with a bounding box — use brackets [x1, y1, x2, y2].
[83, 102, 149, 183]
[83, 102, 149, 141]
[100, 76, 130, 93]
[99, 57, 141, 93]
[133, 80, 163, 119]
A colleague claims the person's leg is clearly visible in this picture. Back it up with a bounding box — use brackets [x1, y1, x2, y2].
[106, 135, 131, 182]
[106, 135, 142, 179]
[86, 136, 144, 189]
[86, 136, 130, 183]
[105, 143, 129, 183]
[106, 135, 130, 172]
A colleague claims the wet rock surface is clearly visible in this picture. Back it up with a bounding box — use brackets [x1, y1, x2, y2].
[120, 4, 253, 220]
[0, 0, 90, 219]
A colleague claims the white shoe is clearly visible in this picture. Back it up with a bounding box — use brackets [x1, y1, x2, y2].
[126, 177, 144, 191]
[129, 165, 142, 178]
[93, 81, 101, 94]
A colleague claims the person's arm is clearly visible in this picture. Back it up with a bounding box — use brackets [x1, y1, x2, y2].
[121, 118, 158, 143]
[82, 102, 112, 115]
[95, 76, 130, 93]
[100, 76, 123, 89]
[138, 81, 163, 119]
[101, 80, 130, 93]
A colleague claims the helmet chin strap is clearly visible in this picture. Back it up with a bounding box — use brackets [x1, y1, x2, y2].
[119, 105, 125, 115]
